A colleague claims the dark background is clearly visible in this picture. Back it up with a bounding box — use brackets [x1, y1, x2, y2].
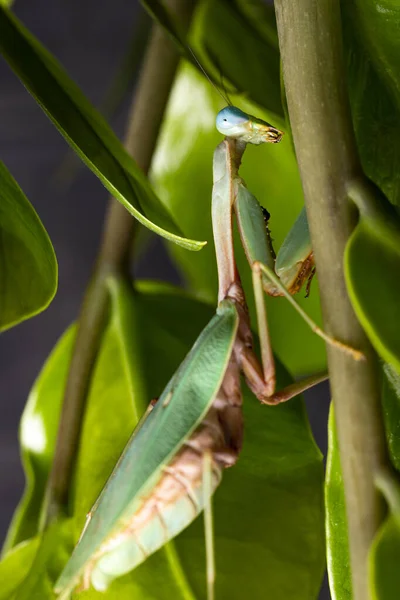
[0, 1, 331, 597]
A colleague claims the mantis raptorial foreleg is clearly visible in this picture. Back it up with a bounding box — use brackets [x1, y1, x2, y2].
[213, 110, 364, 407]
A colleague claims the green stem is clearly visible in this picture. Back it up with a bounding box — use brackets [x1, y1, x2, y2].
[274, 2, 389, 599]
[42, 0, 197, 527]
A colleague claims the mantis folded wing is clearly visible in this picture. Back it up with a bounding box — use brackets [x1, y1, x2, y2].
[55, 300, 239, 596]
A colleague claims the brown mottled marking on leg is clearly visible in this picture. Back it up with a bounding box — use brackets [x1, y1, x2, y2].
[289, 252, 315, 295]
[162, 466, 200, 512]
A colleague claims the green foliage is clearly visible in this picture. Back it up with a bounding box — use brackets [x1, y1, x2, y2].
[370, 515, 400, 600]
[0, 162, 57, 331]
[325, 407, 352, 600]
[0, 7, 203, 251]
[2, 0, 400, 598]
[326, 363, 400, 600]
[340, 0, 400, 371]
[195, 0, 282, 116]
[345, 211, 400, 373]
[1, 282, 324, 599]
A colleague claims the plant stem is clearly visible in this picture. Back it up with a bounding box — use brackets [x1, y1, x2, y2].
[274, 2, 388, 599]
[42, 0, 197, 527]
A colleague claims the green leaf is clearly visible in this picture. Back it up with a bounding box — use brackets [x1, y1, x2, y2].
[13, 520, 72, 600]
[343, 2, 400, 209]
[325, 406, 352, 600]
[152, 63, 327, 375]
[141, 0, 282, 116]
[3, 281, 323, 598]
[195, 0, 282, 116]
[99, 282, 324, 599]
[174, 365, 324, 599]
[369, 362, 400, 599]
[369, 466, 400, 600]
[0, 162, 57, 331]
[2, 327, 75, 552]
[382, 363, 400, 472]
[0, 539, 40, 599]
[370, 514, 400, 600]
[0, 7, 204, 252]
[326, 364, 400, 600]
[345, 1, 400, 111]
[344, 214, 400, 373]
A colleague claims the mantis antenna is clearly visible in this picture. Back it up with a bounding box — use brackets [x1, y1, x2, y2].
[187, 45, 232, 106]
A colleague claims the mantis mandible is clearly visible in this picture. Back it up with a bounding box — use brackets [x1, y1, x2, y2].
[55, 106, 362, 599]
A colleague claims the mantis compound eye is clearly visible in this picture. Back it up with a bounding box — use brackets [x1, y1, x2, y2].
[216, 106, 249, 135]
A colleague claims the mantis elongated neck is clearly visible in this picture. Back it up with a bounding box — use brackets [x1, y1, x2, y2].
[212, 137, 247, 303]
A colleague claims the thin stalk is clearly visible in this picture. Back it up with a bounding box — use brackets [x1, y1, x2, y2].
[42, 0, 197, 527]
[274, 2, 388, 599]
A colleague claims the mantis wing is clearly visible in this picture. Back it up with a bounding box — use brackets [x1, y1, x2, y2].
[54, 299, 239, 596]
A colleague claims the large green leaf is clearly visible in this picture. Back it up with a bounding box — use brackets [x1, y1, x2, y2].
[2, 327, 75, 553]
[382, 363, 400, 472]
[369, 363, 400, 599]
[325, 406, 352, 600]
[326, 363, 400, 600]
[346, 1, 400, 111]
[0, 7, 204, 252]
[13, 520, 72, 600]
[116, 283, 325, 599]
[195, 0, 282, 116]
[343, 1, 400, 209]
[175, 367, 324, 599]
[152, 63, 326, 375]
[0, 538, 40, 599]
[340, 3, 400, 372]
[344, 212, 400, 373]
[2, 281, 324, 598]
[0, 162, 57, 331]
[370, 514, 400, 600]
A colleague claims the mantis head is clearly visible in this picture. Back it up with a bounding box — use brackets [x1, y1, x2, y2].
[216, 106, 283, 145]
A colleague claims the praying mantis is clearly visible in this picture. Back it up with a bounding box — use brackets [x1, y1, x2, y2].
[54, 106, 362, 599]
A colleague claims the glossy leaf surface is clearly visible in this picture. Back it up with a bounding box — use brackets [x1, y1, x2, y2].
[1, 281, 324, 599]
[370, 515, 400, 600]
[2, 326, 75, 553]
[152, 63, 326, 376]
[196, 0, 282, 116]
[346, 1, 400, 110]
[326, 363, 400, 600]
[0, 538, 40, 599]
[0, 7, 204, 251]
[344, 215, 400, 373]
[325, 407, 352, 600]
[56, 299, 239, 595]
[343, 1, 400, 210]
[0, 162, 57, 332]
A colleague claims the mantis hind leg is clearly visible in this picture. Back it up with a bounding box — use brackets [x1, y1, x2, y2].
[254, 261, 365, 361]
[239, 261, 364, 406]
